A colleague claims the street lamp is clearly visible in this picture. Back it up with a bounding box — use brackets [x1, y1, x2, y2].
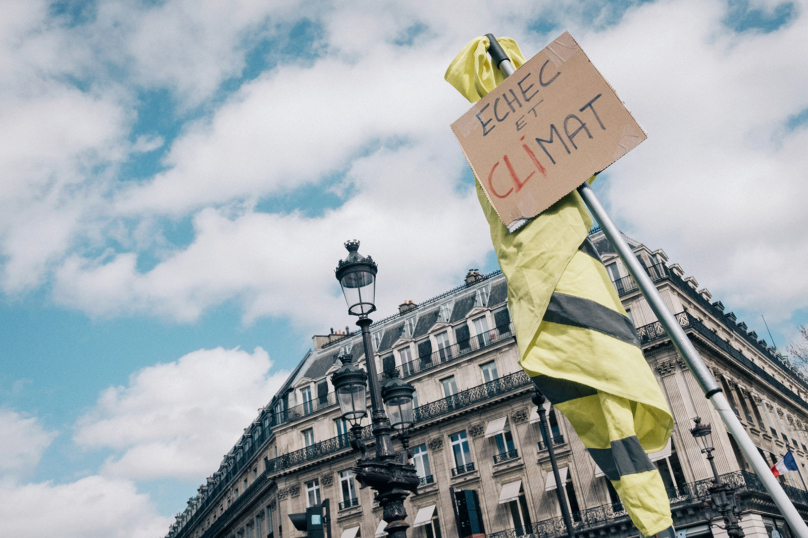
[331, 240, 419, 538]
[690, 416, 745, 538]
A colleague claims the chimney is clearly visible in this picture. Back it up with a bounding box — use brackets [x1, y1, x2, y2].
[399, 300, 418, 314]
[465, 269, 484, 287]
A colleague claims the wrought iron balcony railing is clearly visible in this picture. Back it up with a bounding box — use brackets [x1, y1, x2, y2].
[486, 471, 788, 538]
[339, 497, 359, 510]
[398, 322, 515, 379]
[418, 475, 435, 487]
[273, 390, 338, 428]
[610, 262, 670, 297]
[537, 435, 565, 450]
[414, 370, 531, 424]
[493, 449, 519, 464]
[451, 462, 476, 476]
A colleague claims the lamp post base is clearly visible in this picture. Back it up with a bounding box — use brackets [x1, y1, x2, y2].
[353, 457, 419, 538]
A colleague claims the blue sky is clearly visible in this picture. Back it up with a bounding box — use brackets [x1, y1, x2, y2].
[1, 1, 808, 536]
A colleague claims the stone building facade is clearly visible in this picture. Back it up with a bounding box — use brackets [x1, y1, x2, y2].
[165, 229, 808, 538]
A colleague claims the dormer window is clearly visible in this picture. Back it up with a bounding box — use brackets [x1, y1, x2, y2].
[371, 332, 383, 351]
[438, 304, 452, 323]
[403, 318, 416, 338]
[474, 288, 489, 308]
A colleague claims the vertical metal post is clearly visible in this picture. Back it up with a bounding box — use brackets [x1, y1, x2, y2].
[576, 181, 808, 537]
[535, 389, 576, 538]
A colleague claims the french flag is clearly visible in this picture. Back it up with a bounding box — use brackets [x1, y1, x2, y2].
[771, 450, 799, 477]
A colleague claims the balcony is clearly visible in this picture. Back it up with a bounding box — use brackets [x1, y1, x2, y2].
[414, 370, 530, 424]
[399, 322, 515, 379]
[610, 262, 670, 297]
[537, 435, 565, 450]
[493, 449, 519, 464]
[272, 390, 338, 428]
[339, 497, 359, 510]
[418, 475, 435, 487]
[451, 462, 476, 476]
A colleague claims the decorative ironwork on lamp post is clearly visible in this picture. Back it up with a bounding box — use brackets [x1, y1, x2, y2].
[690, 416, 745, 538]
[330, 240, 419, 538]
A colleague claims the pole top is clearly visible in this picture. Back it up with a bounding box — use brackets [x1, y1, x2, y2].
[485, 33, 510, 69]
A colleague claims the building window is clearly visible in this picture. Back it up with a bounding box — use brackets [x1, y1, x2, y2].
[253, 467, 258, 479]
[335, 418, 349, 436]
[435, 331, 452, 361]
[244, 478, 248, 491]
[625, 308, 633, 324]
[604, 479, 622, 511]
[301, 386, 313, 415]
[539, 409, 562, 447]
[565, 475, 581, 522]
[413, 444, 432, 484]
[267, 506, 274, 538]
[474, 288, 489, 307]
[508, 486, 532, 536]
[400, 346, 414, 375]
[450, 431, 473, 473]
[438, 304, 452, 323]
[442, 376, 458, 397]
[339, 470, 358, 508]
[422, 514, 442, 538]
[372, 332, 383, 351]
[306, 479, 321, 507]
[480, 361, 498, 383]
[473, 316, 491, 347]
[493, 423, 516, 456]
[404, 318, 416, 338]
[656, 438, 686, 495]
[606, 262, 621, 282]
[303, 428, 315, 447]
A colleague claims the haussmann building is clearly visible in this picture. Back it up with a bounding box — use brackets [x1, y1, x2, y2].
[164, 228, 808, 538]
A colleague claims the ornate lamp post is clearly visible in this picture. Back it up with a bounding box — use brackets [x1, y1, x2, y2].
[690, 416, 745, 538]
[331, 240, 419, 538]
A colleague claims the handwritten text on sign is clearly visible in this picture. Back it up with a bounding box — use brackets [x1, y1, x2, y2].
[451, 32, 646, 229]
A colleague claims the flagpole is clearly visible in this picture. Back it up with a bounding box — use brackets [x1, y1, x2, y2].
[483, 32, 808, 538]
[576, 182, 808, 537]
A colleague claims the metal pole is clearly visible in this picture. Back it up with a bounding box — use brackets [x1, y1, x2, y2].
[484, 31, 806, 537]
[576, 181, 808, 537]
[358, 317, 398, 459]
[486, 34, 808, 538]
[535, 389, 576, 538]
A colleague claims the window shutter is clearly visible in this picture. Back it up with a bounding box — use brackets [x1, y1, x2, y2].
[382, 355, 396, 375]
[494, 309, 511, 331]
[455, 325, 471, 350]
[317, 381, 328, 405]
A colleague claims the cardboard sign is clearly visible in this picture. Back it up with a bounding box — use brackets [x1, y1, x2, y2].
[451, 32, 646, 230]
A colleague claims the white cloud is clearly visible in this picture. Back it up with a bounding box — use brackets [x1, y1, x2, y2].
[55, 139, 492, 326]
[74, 346, 288, 480]
[0, 409, 56, 482]
[0, 476, 170, 538]
[0, 0, 807, 333]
